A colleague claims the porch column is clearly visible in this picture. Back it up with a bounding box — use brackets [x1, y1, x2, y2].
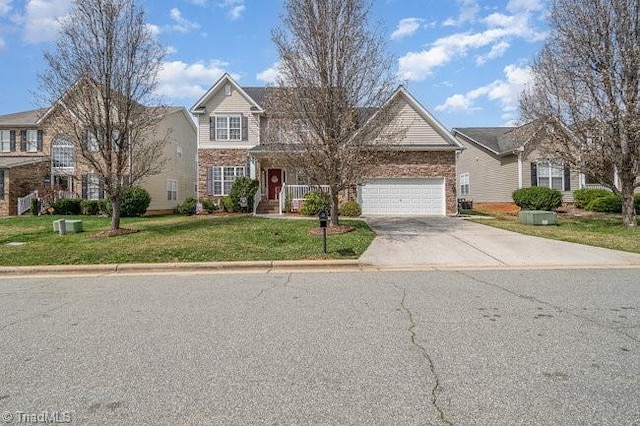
[517, 151, 523, 189]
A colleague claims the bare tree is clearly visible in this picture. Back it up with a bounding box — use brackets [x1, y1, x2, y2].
[40, 0, 167, 232]
[265, 0, 405, 226]
[520, 0, 640, 226]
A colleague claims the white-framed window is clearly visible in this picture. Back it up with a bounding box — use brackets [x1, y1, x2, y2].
[0, 130, 12, 152]
[167, 179, 177, 201]
[459, 173, 470, 196]
[26, 130, 38, 152]
[86, 174, 101, 200]
[215, 115, 242, 141]
[52, 136, 74, 171]
[86, 130, 99, 152]
[537, 160, 564, 190]
[207, 166, 245, 196]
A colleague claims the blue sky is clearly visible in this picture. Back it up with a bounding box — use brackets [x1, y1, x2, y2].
[0, 0, 548, 128]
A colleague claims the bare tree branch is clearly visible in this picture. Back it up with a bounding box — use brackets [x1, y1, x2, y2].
[39, 0, 167, 231]
[521, 0, 640, 226]
[264, 0, 406, 226]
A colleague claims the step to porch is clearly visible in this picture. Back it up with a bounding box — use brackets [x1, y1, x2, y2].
[255, 200, 280, 214]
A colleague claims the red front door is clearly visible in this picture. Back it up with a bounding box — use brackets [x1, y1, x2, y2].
[267, 168, 282, 200]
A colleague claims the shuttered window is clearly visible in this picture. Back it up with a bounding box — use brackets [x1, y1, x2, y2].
[211, 115, 248, 141]
[0, 130, 13, 152]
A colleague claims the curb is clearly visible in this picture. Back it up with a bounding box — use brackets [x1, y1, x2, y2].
[0, 259, 363, 277]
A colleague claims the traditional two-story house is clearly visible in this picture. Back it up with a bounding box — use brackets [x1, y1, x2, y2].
[190, 73, 464, 216]
[0, 104, 196, 217]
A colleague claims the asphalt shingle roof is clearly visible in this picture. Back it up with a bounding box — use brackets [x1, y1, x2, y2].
[453, 127, 520, 155]
[0, 108, 48, 127]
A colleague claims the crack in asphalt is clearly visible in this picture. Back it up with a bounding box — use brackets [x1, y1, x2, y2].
[250, 274, 299, 301]
[457, 271, 640, 343]
[394, 284, 453, 426]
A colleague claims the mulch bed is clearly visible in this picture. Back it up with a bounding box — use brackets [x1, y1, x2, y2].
[308, 225, 354, 236]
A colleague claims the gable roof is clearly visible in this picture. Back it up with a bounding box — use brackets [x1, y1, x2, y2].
[0, 108, 48, 127]
[376, 86, 464, 150]
[452, 127, 521, 156]
[190, 73, 264, 113]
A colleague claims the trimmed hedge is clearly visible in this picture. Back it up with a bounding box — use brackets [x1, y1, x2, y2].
[338, 201, 361, 217]
[300, 190, 331, 216]
[512, 187, 563, 211]
[51, 198, 82, 215]
[229, 177, 259, 212]
[119, 186, 151, 217]
[82, 200, 110, 216]
[573, 188, 611, 209]
[584, 193, 640, 213]
[177, 197, 218, 215]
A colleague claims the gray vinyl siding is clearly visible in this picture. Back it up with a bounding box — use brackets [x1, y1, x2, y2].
[142, 109, 197, 211]
[197, 86, 259, 149]
[456, 137, 518, 202]
[376, 98, 451, 145]
[523, 150, 579, 202]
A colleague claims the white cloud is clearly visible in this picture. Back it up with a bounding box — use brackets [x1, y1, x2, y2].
[23, 0, 72, 44]
[169, 7, 200, 33]
[0, 0, 12, 16]
[156, 59, 237, 100]
[146, 23, 161, 37]
[444, 0, 480, 26]
[0, 37, 5, 51]
[187, 0, 207, 5]
[165, 45, 177, 55]
[391, 18, 424, 40]
[256, 63, 281, 84]
[221, 0, 245, 20]
[507, 0, 545, 13]
[436, 64, 533, 124]
[398, 4, 546, 81]
[476, 41, 510, 65]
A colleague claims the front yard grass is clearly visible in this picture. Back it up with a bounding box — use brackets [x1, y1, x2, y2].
[0, 215, 375, 266]
[471, 213, 640, 254]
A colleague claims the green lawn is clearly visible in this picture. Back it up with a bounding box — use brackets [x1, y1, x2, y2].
[471, 214, 640, 254]
[0, 215, 375, 266]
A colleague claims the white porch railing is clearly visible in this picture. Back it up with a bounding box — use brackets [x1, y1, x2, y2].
[279, 184, 330, 214]
[17, 191, 38, 215]
[582, 183, 611, 191]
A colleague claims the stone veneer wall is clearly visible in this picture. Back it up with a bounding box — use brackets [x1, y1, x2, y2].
[197, 148, 248, 199]
[366, 151, 457, 214]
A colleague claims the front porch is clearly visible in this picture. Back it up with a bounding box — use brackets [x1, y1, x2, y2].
[254, 184, 330, 215]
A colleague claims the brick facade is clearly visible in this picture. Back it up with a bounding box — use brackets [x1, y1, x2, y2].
[198, 148, 248, 199]
[367, 151, 457, 214]
[0, 161, 49, 216]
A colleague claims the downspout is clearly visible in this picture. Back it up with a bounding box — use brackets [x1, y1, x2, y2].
[517, 149, 523, 189]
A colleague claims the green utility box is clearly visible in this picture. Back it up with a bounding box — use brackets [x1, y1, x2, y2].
[519, 210, 557, 225]
[53, 219, 84, 233]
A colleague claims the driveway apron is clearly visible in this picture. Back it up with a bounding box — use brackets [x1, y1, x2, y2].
[359, 216, 640, 269]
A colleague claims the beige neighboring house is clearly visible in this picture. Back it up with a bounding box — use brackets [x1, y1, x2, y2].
[191, 73, 464, 216]
[452, 126, 600, 208]
[0, 106, 196, 217]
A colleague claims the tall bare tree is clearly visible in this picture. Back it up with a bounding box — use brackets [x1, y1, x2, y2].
[40, 0, 167, 232]
[265, 0, 405, 226]
[520, 0, 640, 226]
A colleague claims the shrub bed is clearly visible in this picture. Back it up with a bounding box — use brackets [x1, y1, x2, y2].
[512, 187, 562, 211]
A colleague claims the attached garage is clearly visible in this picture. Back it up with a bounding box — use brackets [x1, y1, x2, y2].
[358, 178, 446, 216]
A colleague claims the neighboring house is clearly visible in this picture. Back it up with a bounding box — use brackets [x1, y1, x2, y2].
[0, 106, 196, 217]
[452, 126, 596, 207]
[190, 73, 464, 216]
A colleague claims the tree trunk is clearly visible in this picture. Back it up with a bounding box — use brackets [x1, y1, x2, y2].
[110, 197, 121, 230]
[620, 184, 637, 227]
[330, 188, 339, 227]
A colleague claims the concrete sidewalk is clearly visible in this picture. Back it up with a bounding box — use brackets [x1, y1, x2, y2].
[359, 216, 640, 269]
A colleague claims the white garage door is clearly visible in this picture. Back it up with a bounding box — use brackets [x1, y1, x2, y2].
[358, 178, 445, 216]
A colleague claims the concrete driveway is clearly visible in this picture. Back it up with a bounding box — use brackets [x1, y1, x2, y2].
[359, 216, 640, 269]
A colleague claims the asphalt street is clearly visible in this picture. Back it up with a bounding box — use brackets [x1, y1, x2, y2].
[0, 269, 638, 425]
